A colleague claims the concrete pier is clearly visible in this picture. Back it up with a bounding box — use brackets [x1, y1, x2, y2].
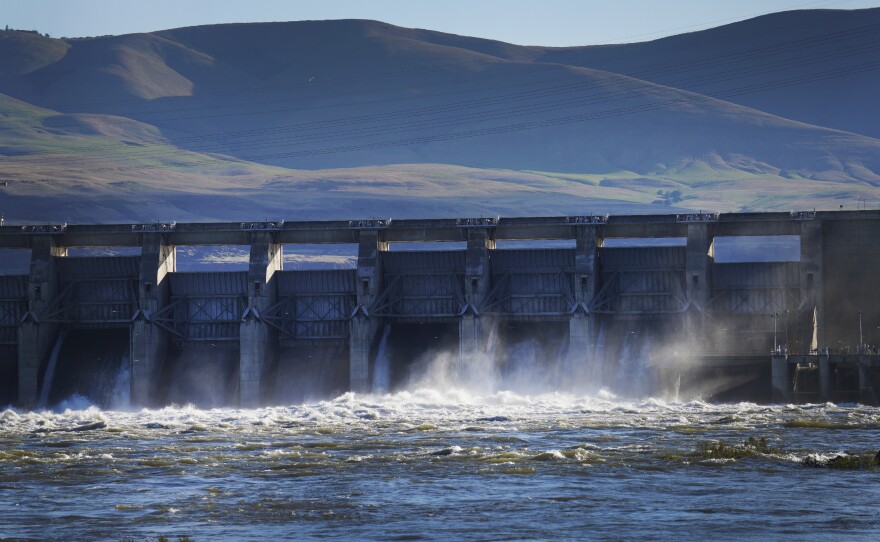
[771, 353, 790, 403]
[458, 225, 495, 371]
[773, 351, 880, 403]
[349, 228, 387, 393]
[567, 225, 600, 373]
[858, 354, 875, 404]
[239, 231, 282, 407]
[684, 221, 713, 348]
[818, 350, 831, 401]
[130, 234, 175, 407]
[17, 237, 66, 407]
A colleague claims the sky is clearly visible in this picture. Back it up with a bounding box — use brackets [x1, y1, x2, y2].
[4, 0, 880, 45]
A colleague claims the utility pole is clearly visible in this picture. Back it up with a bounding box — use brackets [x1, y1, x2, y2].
[859, 310, 864, 349]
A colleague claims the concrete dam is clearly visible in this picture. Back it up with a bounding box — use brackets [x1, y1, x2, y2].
[1, 211, 879, 408]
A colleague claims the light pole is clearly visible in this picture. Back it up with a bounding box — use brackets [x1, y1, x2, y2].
[859, 310, 864, 352]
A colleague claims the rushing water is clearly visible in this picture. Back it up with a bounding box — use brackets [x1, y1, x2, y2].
[1, 391, 879, 541]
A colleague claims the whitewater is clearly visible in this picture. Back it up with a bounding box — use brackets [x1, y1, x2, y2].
[1, 389, 879, 541]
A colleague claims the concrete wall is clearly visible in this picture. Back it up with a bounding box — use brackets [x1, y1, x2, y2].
[822, 219, 880, 348]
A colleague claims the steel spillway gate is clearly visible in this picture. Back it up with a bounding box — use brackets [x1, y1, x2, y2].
[483, 249, 575, 320]
[155, 272, 247, 345]
[593, 247, 688, 316]
[374, 251, 466, 322]
[0, 276, 27, 348]
[39, 257, 139, 327]
[263, 270, 357, 344]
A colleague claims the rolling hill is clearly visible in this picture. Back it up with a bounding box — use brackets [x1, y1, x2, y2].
[0, 9, 879, 223]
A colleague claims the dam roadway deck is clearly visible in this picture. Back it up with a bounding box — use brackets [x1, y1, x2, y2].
[1, 210, 879, 406]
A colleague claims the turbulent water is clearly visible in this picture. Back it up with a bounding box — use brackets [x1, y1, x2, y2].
[1, 391, 879, 541]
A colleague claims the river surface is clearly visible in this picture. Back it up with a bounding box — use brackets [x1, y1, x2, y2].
[1, 391, 879, 541]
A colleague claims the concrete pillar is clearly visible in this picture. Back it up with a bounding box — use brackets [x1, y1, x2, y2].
[458, 227, 495, 370]
[349, 230, 387, 393]
[818, 351, 831, 402]
[349, 314, 372, 392]
[858, 355, 874, 404]
[130, 234, 176, 407]
[239, 231, 282, 407]
[567, 225, 600, 372]
[686, 223, 712, 309]
[17, 236, 67, 407]
[771, 353, 791, 403]
[685, 223, 713, 350]
[800, 220, 824, 350]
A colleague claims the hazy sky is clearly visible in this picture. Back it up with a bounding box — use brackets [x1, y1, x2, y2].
[4, 0, 880, 45]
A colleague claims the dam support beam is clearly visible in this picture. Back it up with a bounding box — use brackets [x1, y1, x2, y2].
[458, 226, 495, 371]
[239, 231, 282, 408]
[17, 236, 67, 407]
[858, 355, 875, 404]
[567, 312, 592, 382]
[567, 225, 600, 374]
[818, 351, 831, 402]
[350, 230, 388, 393]
[685, 223, 713, 348]
[799, 219, 824, 350]
[771, 354, 790, 403]
[130, 234, 175, 407]
[458, 313, 484, 374]
[350, 315, 373, 393]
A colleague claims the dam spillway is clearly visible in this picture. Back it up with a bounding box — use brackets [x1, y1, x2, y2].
[1, 211, 879, 407]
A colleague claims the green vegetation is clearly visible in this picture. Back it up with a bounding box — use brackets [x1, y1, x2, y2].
[665, 436, 880, 471]
[661, 436, 782, 462]
[802, 452, 880, 470]
[694, 436, 782, 459]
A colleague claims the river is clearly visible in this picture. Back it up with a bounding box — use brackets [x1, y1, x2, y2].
[1, 390, 878, 540]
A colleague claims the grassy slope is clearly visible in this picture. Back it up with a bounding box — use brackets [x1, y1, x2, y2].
[531, 8, 880, 139]
[1, 20, 878, 178]
[1, 92, 879, 223]
[0, 92, 297, 220]
[0, 92, 682, 222]
[0, 30, 69, 78]
[0, 17, 879, 222]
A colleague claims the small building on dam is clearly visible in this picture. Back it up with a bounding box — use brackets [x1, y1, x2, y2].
[0, 211, 878, 408]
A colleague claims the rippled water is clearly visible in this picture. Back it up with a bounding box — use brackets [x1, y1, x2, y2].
[1, 391, 879, 540]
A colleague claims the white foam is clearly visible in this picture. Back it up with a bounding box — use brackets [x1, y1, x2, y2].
[0, 388, 877, 439]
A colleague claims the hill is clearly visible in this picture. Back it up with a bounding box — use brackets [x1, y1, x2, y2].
[531, 8, 880, 139]
[0, 11, 879, 223]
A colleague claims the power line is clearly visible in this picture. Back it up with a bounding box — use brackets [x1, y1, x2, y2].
[10, 19, 877, 162]
[24, 15, 878, 134]
[63, 60, 880, 176]
[15, 2, 872, 115]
